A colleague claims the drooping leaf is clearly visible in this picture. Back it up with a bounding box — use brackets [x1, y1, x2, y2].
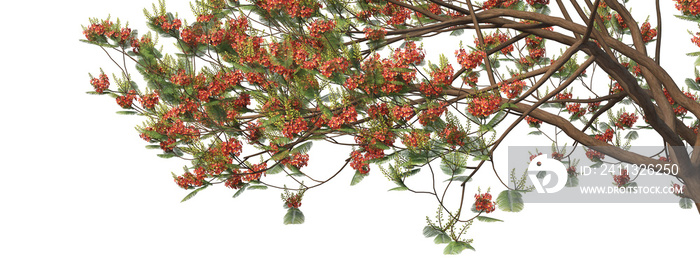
[434, 232, 451, 244]
[232, 183, 250, 198]
[476, 216, 503, 222]
[181, 185, 208, 202]
[680, 197, 694, 209]
[350, 171, 367, 186]
[443, 241, 474, 255]
[565, 175, 579, 187]
[496, 190, 524, 212]
[625, 131, 639, 140]
[422, 226, 442, 237]
[283, 207, 305, 225]
[247, 185, 268, 190]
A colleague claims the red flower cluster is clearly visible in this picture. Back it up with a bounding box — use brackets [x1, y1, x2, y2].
[224, 172, 243, 189]
[527, 0, 549, 5]
[566, 103, 585, 118]
[281, 153, 310, 169]
[283, 118, 309, 138]
[175, 171, 206, 189]
[614, 13, 627, 29]
[285, 194, 302, 208]
[420, 65, 453, 97]
[474, 193, 496, 213]
[139, 92, 159, 109]
[171, 70, 192, 86]
[555, 92, 572, 101]
[640, 22, 657, 43]
[392, 105, 415, 121]
[615, 112, 638, 129]
[525, 116, 542, 127]
[587, 102, 601, 112]
[116, 90, 137, 108]
[455, 49, 486, 70]
[663, 88, 697, 115]
[309, 20, 336, 38]
[241, 162, 267, 182]
[468, 93, 501, 118]
[381, 3, 411, 25]
[257, 0, 319, 18]
[90, 73, 110, 93]
[319, 57, 349, 78]
[402, 131, 430, 148]
[693, 32, 700, 48]
[368, 103, 389, 119]
[246, 121, 264, 142]
[152, 15, 182, 31]
[344, 74, 365, 90]
[595, 128, 614, 143]
[482, 0, 519, 10]
[392, 41, 425, 66]
[350, 150, 371, 174]
[500, 79, 526, 99]
[329, 106, 358, 129]
[418, 103, 447, 125]
[474, 32, 513, 54]
[440, 125, 466, 147]
[364, 27, 387, 40]
[613, 169, 630, 187]
[674, 0, 700, 16]
[585, 149, 605, 161]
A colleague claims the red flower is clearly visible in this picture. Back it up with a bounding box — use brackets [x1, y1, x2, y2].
[283, 118, 309, 138]
[525, 116, 542, 127]
[613, 169, 630, 187]
[419, 103, 447, 125]
[363, 27, 387, 40]
[402, 131, 430, 148]
[116, 90, 137, 108]
[468, 93, 501, 118]
[89, 73, 110, 93]
[595, 128, 614, 143]
[640, 22, 657, 43]
[500, 79, 526, 99]
[455, 49, 486, 70]
[474, 193, 496, 213]
[139, 92, 159, 109]
[615, 112, 638, 129]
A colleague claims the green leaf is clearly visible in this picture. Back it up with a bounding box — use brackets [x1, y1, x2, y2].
[450, 29, 464, 36]
[528, 131, 543, 135]
[157, 153, 176, 159]
[350, 171, 367, 186]
[247, 185, 268, 190]
[389, 186, 409, 192]
[232, 183, 249, 198]
[686, 78, 700, 91]
[434, 232, 451, 244]
[291, 141, 313, 154]
[181, 186, 208, 202]
[145, 145, 161, 149]
[423, 226, 442, 237]
[283, 207, 305, 225]
[476, 216, 503, 222]
[625, 131, 639, 140]
[680, 198, 694, 209]
[116, 110, 138, 115]
[496, 190, 524, 212]
[565, 175, 579, 187]
[443, 241, 474, 255]
[487, 111, 506, 128]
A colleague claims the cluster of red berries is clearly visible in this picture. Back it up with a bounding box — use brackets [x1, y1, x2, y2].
[551, 152, 564, 160]
[595, 128, 615, 143]
[468, 93, 501, 118]
[674, 0, 700, 16]
[613, 13, 627, 29]
[116, 90, 138, 108]
[309, 20, 336, 38]
[455, 49, 486, 70]
[139, 93, 159, 109]
[525, 116, 542, 127]
[224, 172, 243, 189]
[283, 118, 309, 139]
[418, 103, 447, 125]
[402, 131, 430, 148]
[90, 73, 110, 93]
[529, 152, 543, 162]
[640, 22, 658, 43]
[160, 138, 176, 152]
[500, 79, 526, 99]
[329, 106, 358, 129]
[613, 169, 630, 187]
[615, 112, 638, 129]
[474, 193, 496, 213]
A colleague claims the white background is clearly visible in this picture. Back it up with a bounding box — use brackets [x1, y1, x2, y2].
[1, 1, 699, 260]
